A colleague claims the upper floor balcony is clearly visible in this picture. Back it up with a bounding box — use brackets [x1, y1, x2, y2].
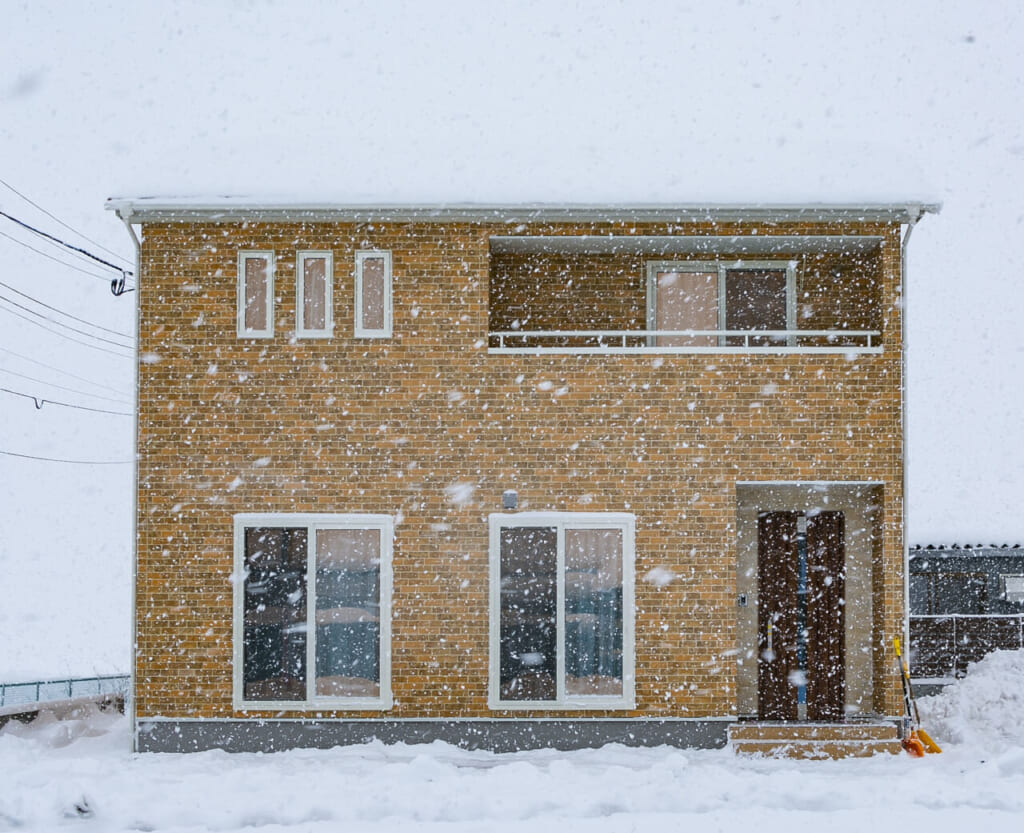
[487, 233, 889, 355]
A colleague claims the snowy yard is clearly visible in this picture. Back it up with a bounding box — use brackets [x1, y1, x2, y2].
[2, 652, 1023, 833]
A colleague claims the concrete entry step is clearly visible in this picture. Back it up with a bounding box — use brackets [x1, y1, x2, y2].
[728, 722, 902, 758]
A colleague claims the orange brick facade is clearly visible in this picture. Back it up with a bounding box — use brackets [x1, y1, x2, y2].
[129, 209, 909, 744]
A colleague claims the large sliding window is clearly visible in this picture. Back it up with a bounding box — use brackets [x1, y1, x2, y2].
[233, 514, 393, 710]
[489, 512, 635, 709]
[647, 260, 796, 347]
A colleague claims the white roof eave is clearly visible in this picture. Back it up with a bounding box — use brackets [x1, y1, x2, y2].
[105, 198, 941, 225]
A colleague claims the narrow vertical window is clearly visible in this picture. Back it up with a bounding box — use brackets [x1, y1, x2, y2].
[237, 251, 274, 338]
[355, 250, 392, 338]
[296, 251, 333, 338]
[235, 514, 393, 710]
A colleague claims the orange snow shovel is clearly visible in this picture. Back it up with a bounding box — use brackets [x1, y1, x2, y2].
[894, 637, 942, 756]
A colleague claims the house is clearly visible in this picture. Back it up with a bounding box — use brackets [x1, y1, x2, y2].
[909, 544, 1024, 684]
[106, 200, 938, 755]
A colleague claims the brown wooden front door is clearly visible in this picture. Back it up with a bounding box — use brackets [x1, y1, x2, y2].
[757, 511, 846, 721]
[806, 512, 846, 721]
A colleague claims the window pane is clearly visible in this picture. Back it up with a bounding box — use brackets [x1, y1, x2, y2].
[655, 270, 718, 346]
[360, 256, 387, 332]
[302, 256, 328, 331]
[314, 528, 381, 698]
[565, 528, 624, 697]
[1003, 575, 1024, 604]
[244, 256, 269, 332]
[243, 527, 307, 701]
[725, 268, 787, 346]
[499, 527, 557, 701]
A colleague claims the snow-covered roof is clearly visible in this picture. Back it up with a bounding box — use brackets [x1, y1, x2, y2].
[105, 199, 940, 225]
[911, 544, 1024, 556]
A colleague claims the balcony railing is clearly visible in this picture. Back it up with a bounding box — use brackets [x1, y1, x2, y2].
[488, 329, 882, 354]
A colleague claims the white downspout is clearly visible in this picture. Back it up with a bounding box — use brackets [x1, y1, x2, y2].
[900, 207, 922, 680]
[116, 208, 141, 752]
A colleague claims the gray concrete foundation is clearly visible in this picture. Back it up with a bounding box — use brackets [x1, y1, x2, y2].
[135, 718, 730, 753]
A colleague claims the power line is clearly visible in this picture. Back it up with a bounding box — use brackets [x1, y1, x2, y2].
[0, 367, 132, 404]
[0, 385, 132, 415]
[0, 278, 133, 339]
[0, 345, 130, 397]
[0, 209, 132, 277]
[0, 228, 115, 282]
[0, 301, 134, 359]
[0, 448, 132, 465]
[0, 292, 133, 349]
[0, 176, 133, 267]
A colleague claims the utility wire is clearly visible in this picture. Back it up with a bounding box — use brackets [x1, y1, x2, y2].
[0, 209, 132, 278]
[0, 448, 132, 465]
[0, 367, 132, 404]
[0, 292, 133, 349]
[0, 229, 115, 282]
[0, 302, 134, 359]
[0, 345, 130, 397]
[0, 177, 133, 267]
[0, 385, 132, 415]
[3, 218, 116, 274]
[0, 279, 133, 339]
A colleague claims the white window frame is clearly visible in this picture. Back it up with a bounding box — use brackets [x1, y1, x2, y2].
[237, 251, 275, 339]
[232, 512, 394, 711]
[646, 259, 797, 346]
[296, 251, 334, 338]
[488, 511, 636, 711]
[354, 250, 393, 338]
[1001, 574, 1024, 604]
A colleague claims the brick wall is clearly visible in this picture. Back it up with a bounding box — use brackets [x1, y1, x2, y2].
[134, 219, 905, 720]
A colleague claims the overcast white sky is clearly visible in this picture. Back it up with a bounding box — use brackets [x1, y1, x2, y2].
[1, 1, 1023, 677]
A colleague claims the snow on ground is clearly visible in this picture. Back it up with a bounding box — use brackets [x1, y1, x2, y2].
[2, 653, 1022, 833]
[918, 648, 1024, 752]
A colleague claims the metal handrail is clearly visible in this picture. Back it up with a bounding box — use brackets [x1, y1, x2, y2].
[0, 674, 129, 709]
[489, 328, 881, 352]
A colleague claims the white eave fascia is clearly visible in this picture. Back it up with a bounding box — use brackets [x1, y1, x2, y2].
[104, 199, 942, 226]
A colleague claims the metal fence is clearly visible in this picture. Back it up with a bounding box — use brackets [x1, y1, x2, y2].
[910, 614, 1024, 679]
[0, 674, 129, 709]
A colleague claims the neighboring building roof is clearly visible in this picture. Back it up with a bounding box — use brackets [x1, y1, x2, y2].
[911, 544, 1024, 557]
[104, 199, 941, 225]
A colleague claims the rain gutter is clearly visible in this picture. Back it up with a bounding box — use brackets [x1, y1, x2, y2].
[115, 208, 141, 752]
[900, 204, 929, 675]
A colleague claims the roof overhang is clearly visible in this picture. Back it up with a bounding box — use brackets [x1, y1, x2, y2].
[489, 234, 883, 256]
[105, 199, 941, 225]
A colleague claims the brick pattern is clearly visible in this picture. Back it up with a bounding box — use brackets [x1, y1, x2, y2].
[134, 219, 905, 720]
